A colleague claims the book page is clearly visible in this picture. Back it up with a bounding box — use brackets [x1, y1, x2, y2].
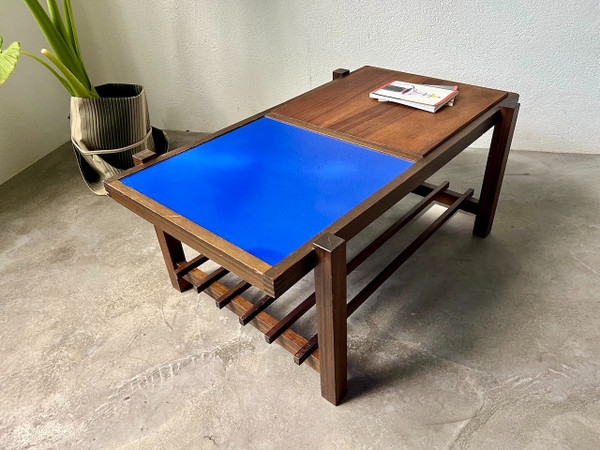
[372, 81, 456, 106]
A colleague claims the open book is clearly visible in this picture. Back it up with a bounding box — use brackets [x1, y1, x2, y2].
[370, 81, 458, 113]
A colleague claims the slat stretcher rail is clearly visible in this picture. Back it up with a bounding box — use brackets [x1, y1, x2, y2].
[265, 181, 451, 345]
[294, 186, 475, 365]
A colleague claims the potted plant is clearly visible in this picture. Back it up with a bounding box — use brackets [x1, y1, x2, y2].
[0, 0, 168, 194]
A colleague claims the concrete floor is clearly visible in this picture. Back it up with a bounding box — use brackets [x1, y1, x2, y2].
[1, 131, 599, 449]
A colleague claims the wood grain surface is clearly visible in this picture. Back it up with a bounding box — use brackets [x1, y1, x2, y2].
[272, 66, 507, 157]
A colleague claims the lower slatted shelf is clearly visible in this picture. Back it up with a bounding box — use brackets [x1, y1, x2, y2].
[177, 182, 475, 373]
[181, 267, 321, 372]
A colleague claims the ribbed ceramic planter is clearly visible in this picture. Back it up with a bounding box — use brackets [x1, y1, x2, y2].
[70, 83, 168, 195]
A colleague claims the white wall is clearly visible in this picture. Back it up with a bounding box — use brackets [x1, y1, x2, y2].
[0, 3, 71, 185]
[1, 1, 599, 184]
[77, 0, 600, 154]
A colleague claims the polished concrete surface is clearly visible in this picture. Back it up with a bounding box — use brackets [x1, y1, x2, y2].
[1, 132, 599, 449]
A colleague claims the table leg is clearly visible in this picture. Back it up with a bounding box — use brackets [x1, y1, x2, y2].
[155, 226, 192, 292]
[473, 97, 520, 238]
[313, 233, 348, 405]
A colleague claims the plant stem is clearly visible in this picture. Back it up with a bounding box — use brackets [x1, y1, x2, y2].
[42, 49, 96, 97]
[22, 50, 75, 95]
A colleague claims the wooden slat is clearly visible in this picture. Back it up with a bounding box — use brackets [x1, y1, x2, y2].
[412, 182, 479, 215]
[346, 181, 449, 272]
[239, 295, 276, 325]
[215, 280, 251, 309]
[185, 266, 228, 293]
[294, 335, 319, 365]
[264, 292, 315, 344]
[186, 267, 320, 372]
[347, 189, 474, 316]
[266, 181, 449, 345]
[294, 188, 474, 365]
[174, 254, 209, 277]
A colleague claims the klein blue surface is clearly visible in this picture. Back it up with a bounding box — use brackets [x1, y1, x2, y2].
[122, 117, 413, 266]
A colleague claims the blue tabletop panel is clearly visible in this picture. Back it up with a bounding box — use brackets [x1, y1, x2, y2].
[122, 117, 413, 265]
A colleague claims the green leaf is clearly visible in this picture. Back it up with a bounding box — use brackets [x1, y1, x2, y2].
[23, 0, 88, 86]
[0, 38, 21, 86]
[62, 0, 79, 57]
[47, 0, 69, 43]
[63, 0, 94, 93]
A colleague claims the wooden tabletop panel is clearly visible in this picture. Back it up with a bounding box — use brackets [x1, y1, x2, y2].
[272, 66, 508, 158]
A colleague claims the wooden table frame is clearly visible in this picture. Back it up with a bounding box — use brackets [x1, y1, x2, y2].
[106, 67, 519, 405]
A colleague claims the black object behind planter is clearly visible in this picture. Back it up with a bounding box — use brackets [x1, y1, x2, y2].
[70, 83, 168, 195]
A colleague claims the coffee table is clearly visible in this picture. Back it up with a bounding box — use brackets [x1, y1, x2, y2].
[105, 66, 519, 405]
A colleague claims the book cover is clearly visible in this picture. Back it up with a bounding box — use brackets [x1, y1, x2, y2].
[425, 84, 458, 106]
[370, 81, 458, 107]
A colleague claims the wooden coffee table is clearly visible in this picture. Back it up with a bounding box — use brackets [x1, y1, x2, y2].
[105, 66, 519, 405]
